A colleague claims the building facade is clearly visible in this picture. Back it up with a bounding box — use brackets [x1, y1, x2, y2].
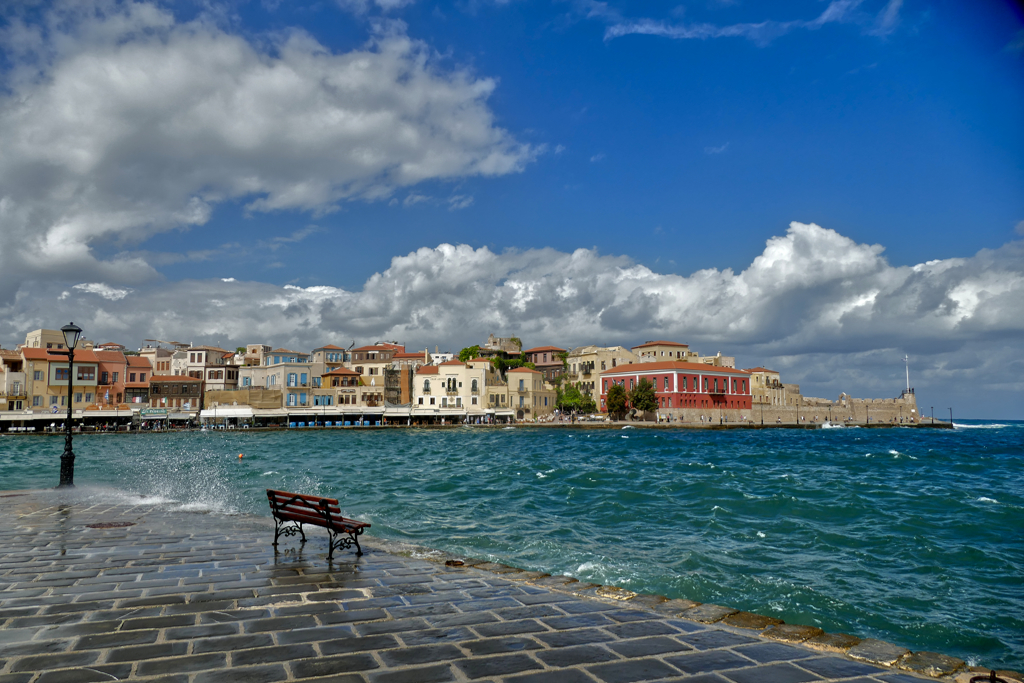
[599, 361, 753, 416]
[522, 346, 566, 382]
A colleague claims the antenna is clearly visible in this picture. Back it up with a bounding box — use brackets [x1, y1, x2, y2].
[903, 354, 910, 392]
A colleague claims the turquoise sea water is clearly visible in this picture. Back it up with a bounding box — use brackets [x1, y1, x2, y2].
[1, 422, 1022, 670]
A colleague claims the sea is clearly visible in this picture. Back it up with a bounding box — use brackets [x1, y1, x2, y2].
[1, 421, 1022, 671]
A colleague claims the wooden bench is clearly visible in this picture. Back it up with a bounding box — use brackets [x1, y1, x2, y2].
[266, 489, 370, 561]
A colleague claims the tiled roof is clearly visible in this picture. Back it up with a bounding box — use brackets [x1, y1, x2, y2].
[508, 366, 541, 374]
[439, 359, 467, 366]
[93, 350, 127, 362]
[21, 348, 100, 363]
[600, 361, 750, 376]
[317, 344, 346, 350]
[269, 348, 302, 355]
[523, 346, 567, 354]
[323, 367, 360, 376]
[743, 367, 778, 374]
[127, 356, 153, 368]
[632, 340, 689, 349]
[351, 344, 404, 353]
[416, 366, 439, 375]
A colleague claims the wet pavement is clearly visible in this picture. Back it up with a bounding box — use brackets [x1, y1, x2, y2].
[0, 489, 1008, 683]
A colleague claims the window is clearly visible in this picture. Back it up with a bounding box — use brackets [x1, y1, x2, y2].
[603, 380, 607, 392]
[287, 373, 297, 387]
[456, 397, 462, 407]
[472, 397, 477, 405]
[34, 370, 43, 381]
[418, 397, 423, 405]
[430, 397, 435, 405]
[442, 397, 448, 407]
[140, 373, 146, 382]
[85, 393, 93, 402]
[732, 379, 737, 392]
[519, 396, 524, 407]
[111, 372, 118, 382]
[471, 379, 478, 392]
[300, 393, 307, 405]
[46, 342, 53, 349]
[312, 377, 320, 388]
[664, 377, 670, 391]
[55, 367, 70, 381]
[519, 379, 524, 391]
[423, 380, 430, 392]
[301, 373, 307, 385]
[50, 396, 58, 405]
[33, 396, 41, 407]
[129, 373, 136, 382]
[242, 377, 250, 387]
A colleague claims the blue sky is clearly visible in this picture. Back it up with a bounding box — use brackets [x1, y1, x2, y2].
[0, 0, 1022, 417]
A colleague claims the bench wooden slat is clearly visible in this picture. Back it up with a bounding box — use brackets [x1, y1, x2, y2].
[274, 509, 369, 531]
[268, 489, 339, 506]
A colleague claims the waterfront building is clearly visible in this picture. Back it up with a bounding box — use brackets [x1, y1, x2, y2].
[350, 343, 404, 383]
[148, 375, 203, 421]
[477, 334, 521, 360]
[631, 340, 697, 362]
[21, 347, 100, 414]
[745, 367, 787, 407]
[599, 361, 753, 415]
[505, 366, 557, 420]
[522, 345, 566, 382]
[125, 356, 153, 405]
[93, 350, 128, 407]
[0, 349, 26, 412]
[311, 344, 349, 372]
[238, 349, 315, 408]
[23, 328, 92, 352]
[565, 345, 638, 398]
[411, 360, 487, 423]
[139, 345, 173, 375]
[184, 345, 239, 393]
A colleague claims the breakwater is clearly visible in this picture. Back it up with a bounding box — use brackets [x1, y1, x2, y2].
[1, 420, 1020, 670]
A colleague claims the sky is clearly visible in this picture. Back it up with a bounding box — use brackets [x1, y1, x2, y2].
[0, 0, 1021, 418]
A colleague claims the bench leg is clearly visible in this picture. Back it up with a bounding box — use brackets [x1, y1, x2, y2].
[272, 517, 306, 553]
[325, 528, 363, 563]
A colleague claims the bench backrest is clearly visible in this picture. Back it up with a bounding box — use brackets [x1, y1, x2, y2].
[266, 489, 369, 530]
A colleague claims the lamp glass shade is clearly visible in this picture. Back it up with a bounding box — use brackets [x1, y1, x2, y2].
[61, 322, 82, 350]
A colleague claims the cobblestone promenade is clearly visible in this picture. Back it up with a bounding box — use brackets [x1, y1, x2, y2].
[0, 490, 1002, 683]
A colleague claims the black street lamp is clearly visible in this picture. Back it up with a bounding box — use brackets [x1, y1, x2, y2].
[56, 322, 82, 488]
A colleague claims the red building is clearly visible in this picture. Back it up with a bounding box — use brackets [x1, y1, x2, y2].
[599, 361, 752, 412]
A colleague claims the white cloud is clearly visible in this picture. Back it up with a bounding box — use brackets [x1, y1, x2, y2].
[590, 153, 606, 162]
[448, 195, 474, 210]
[1015, 220, 1024, 236]
[704, 143, 729, 154]
[72, 283, 133, 300]
[600, 0, 900, 45]
[0, 2, 536, 304]
[4, 223, 1021, 413]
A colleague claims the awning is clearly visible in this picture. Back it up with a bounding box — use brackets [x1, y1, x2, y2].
[200, 407, 254, 420]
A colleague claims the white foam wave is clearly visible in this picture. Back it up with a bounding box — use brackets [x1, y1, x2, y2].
[954, 423, 1010, 429]
[976, 497, 999, 504]
[262, 471, 278, 476]
[757, 531, 766, 538]
[621, 435, 629, 439]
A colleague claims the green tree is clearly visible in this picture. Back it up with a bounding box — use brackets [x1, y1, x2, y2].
[629, 378, 658, 414]
[458, 345, 481, 362]
[606, 383, 627, 420]
[236, 347, 246, 355]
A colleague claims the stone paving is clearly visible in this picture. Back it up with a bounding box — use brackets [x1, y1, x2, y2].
[0, 489, 1012, 683]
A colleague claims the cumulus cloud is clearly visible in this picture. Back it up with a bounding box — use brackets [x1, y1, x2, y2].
[3, 223, 1021, 410]
[72, 283, 133, 301]
[599, 0, 901, 45]
[0, 1, 536, 304]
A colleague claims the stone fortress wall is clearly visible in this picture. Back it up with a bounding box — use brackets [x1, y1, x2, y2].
[654, 390, 925, 425]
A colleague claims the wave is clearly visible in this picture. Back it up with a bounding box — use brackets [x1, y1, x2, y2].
[954, 423, 1011, 429]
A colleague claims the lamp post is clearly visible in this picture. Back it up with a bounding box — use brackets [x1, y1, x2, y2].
[931, 406, 934, 424]
[57, 323, 82, 488]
